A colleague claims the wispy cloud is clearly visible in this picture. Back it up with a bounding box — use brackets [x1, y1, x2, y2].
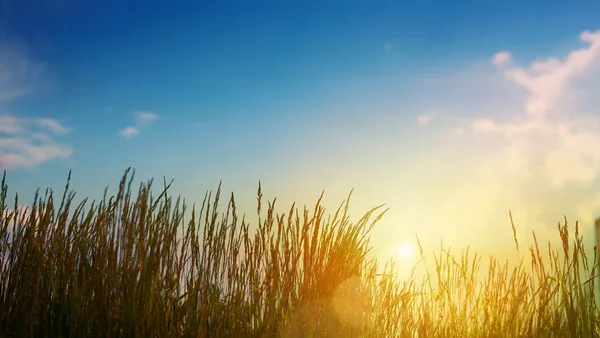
[501, 30, 600, 116]
[135, 111, 159, 126]
[120, 111, 159, 140]
[384, 43, 392, 52]
[463, 30, 600, 187]
[0, 115, 72, 169]
[0, 42, 72, 170]
[0, 42, 44, 103]
[385, 29, 600, 249]
[422, 28, 600, 242]
[491, 51, 512, 67]
[417, 113, 434, 125]
[120, 126, 140, 140]
[0, 115, 22, 134]
[36, 118, 71, 135]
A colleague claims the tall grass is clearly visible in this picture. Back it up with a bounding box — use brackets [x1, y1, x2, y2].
[0, 168, 599, 337]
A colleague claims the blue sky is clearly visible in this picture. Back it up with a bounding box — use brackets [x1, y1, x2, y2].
[2, 1, 600, 270]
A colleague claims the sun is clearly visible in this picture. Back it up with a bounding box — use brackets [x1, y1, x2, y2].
[396, 242, 415, 261]
[375, 241, 422, 281]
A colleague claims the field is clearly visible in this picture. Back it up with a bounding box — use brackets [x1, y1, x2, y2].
[1, 169, 599, 337]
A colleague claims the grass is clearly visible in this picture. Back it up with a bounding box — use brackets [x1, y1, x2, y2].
[1, 168, 599, 337]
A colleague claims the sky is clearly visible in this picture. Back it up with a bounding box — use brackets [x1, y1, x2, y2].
[2, 0, 600, 273]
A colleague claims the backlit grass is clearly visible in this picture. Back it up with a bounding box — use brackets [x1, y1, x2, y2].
[1, 169, 599, 337]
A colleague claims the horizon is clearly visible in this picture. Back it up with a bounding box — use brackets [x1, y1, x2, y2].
[2, 1, 600, 274]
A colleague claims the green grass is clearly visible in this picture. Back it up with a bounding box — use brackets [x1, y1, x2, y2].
[1, 168, 599, 337]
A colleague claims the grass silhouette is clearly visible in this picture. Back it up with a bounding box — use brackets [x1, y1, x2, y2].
[1, 168, 599, 337]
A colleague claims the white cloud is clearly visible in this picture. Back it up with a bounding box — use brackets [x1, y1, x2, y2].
[0, 42, 72, 170]
[120, 111, 159, 140]
[417, 114, 433, 125]
[502, 30, 600, 116]
[403, 28, 600, 248]
[0, 115, 23, 134]
[0, 115, 72, 169]
[435, 29, 600, 189]
[466, 29, 600, 188]
[491, 51, 512, 67]
[384, 43, 392, 52]
[36, 118, 70, 134]
[135, 111, 159, 126]
[120, 126, 139, 140]
[0, 42, 44, 103]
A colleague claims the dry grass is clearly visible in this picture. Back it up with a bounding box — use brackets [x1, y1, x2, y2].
[1, 168, 599, 337]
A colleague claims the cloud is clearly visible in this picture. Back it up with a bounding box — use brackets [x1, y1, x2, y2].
[0, 115, 22, 134]
[417, 113, 433, 125]
[135, 111, 159, 126]
[0, 41, 44, 103]
[502, 30, 600, 116]
[0, 41, 72, 170]
[400, 28, 600, 249]
[0, 115, 72, 169]
[463, 29, 600, 188]
[120, 111, 159, 140]
[119, 126, 139, 140]
[435, 29, 600, 189]
[36, 118, 71, 134]
[384, 43, 392, 52]
[491, 51, 512, 67]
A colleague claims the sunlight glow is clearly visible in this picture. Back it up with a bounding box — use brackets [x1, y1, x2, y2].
[396, 242, 415, 261]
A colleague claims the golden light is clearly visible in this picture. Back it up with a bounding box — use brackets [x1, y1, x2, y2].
[396, 242, 415, 261]
[375, 241, 422, 281]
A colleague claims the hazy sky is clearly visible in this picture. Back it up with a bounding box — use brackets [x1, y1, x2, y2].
[2, 1, 600, 270]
